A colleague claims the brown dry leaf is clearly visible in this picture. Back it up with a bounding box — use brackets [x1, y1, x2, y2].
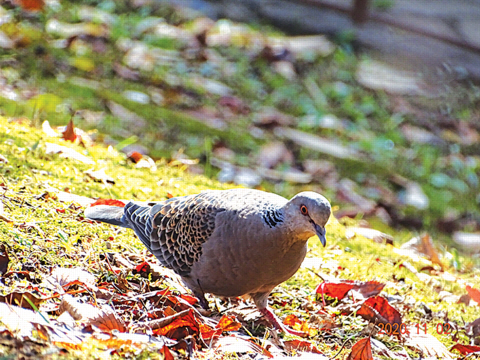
[0, 290, 44, 310]
[59, 295, 126, 332]
[0, 205, 13, 222]
[59, 294, 95, 320]
[45, 142, 95, 165]
[405, 326, 453, 359]
[284, 339, 323, 354]
[42, 120, 60, 137]
[398, 234, 443, 268]
[0, 303, 48, 337]
[44, 267, 97, 293]
[347, 337, 373, 360]
[84, 169, 115, 184]
[213, 336, 274, 358]
[89, 307, 127, 332]
[346, 227, 394, 245]
[419, 234, 443, 269]
[0, 244, 9, 275]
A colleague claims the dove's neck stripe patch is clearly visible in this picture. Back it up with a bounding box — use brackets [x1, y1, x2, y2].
[263, 209, 284, 228]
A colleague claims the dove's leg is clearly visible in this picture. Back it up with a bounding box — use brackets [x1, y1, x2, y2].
[252, 292, 306, 337]
[192, 280, 210, 310]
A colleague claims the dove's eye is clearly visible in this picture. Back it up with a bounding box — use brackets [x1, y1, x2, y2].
[300, 205, 308, 215]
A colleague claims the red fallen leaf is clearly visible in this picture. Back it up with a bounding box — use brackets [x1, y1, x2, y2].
[466, 285, 480, 304]
[134, 261, 150, 274]
[451, 344, 480, 355]
[217, 315, 242, 332]
[180, 294, 198, 306]
[200, 315, 242, 341]
[283, 314, 315, 335]
[127, 151, 143, 163]
[357, 296, 402, 336]
[154, 309, 199, 339]
[316, 280, 385, 305]
[347, 337, 373, 360]
[90, 199, 126, 207]
[15, 0, 44, 11]
[62, 119, 77, 142]
[284, 340, 322, 354]
[199, 322, 222, 340]
[56, 208, 66, 213]
[160, 345, 175, 360]
[283, 314, 303, 327]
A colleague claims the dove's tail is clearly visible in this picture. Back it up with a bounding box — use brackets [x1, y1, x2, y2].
[85, 203, 155, 251]
[84, 205, 131, 228]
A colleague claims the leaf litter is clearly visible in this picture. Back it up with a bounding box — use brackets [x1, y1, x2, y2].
[2, 113, 480, 359]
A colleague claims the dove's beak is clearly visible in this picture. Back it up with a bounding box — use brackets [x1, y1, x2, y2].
[314, 224, 327, 247]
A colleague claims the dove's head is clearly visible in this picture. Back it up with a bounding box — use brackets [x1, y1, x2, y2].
[285, 192, 331, 246]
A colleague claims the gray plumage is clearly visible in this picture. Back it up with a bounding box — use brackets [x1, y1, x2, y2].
[85, 188, 331, 334]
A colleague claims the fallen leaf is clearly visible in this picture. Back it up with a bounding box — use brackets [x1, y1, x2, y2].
[217, 315, 242, 332]
[316, 280, 385, 304]
[0, 244, 10, 276]
[62, 119, 77, 142]
[213, 336, 274, 358]
[90, 199, 126, 207]
[405, 326, 454, 359]
[450, 344, 480, 355]
[346, 227, 394, 245]
[59, 295, 126, 332]
[153, 309, 199, 339]
[134, 261, 151, 274]
[89, 307, 127, 332]
[0, 201, 13, 222]
[466, 285, 480, 304]
[347, 337, 373, 360]
[160, 345, 175, 360]
[127, 151, 143, 163]
[399, 234, 443, 269]
[284, 339, 322, 354]
[45, 142, 95, 165]
[0, 290, 44, 310]
[44, 267, 97, 293]
[0, 303, 48, 337]
[357, 296, 402, 336]
[16, 0, 45, 11]
[42, 120, 60, 137]
[84, 169, 115, 184]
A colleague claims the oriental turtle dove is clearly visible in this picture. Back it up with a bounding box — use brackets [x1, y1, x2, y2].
[85, 188, 331, 335]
